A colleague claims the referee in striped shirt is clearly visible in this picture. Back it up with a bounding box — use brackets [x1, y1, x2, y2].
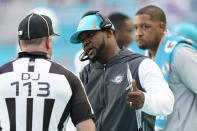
[0, 13, 95, 131]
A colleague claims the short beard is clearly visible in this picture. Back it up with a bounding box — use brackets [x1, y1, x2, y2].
[117, 39, 129, 49]
[89, 40, 105, 63]
[138, 44, 147, 50]
[137, 41, 149, 50]
[117, 39, 123, 49]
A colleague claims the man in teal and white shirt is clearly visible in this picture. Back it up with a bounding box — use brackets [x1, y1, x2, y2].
[134, 5, 197, 131]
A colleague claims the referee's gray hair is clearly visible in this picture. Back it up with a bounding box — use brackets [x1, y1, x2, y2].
[20, 37, 47, 46]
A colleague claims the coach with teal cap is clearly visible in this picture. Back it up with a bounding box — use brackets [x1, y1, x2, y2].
[70, 11, 115, 44]
[70, 10, 173, 131]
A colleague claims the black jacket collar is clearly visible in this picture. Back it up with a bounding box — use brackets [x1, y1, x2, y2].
[17, 52, 50, 59]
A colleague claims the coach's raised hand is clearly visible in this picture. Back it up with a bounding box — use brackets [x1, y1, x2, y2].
[127, 80, 145, 110]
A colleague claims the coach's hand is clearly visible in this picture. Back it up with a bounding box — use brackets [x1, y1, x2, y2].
[126, 80, 145, 110]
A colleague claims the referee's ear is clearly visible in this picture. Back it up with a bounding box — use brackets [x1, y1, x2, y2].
[18, 40, 22, 51]
[45, 36, 53, 57]
[45, 37, 50, 49]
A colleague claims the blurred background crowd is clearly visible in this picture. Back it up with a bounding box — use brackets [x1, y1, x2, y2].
[0, 0, 197, 73]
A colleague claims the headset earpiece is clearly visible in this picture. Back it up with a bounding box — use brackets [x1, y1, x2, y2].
[95, 11, 112, 30]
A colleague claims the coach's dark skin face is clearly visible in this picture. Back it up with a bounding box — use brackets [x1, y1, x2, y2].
[134, 14, 166, 58]
[79, 30, 119, 64]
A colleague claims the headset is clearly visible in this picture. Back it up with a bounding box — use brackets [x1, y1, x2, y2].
[95, 11, 112, 30]
[81, 10, 112, 30]
[79, 11, 112, 61]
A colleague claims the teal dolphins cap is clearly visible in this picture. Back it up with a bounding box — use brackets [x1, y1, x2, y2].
[70, 14, 115, 44]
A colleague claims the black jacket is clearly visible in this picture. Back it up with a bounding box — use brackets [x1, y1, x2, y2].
[80, 49, 155, 131]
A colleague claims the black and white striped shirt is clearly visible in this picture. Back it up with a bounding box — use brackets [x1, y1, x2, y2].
[0, 52, 94, 131]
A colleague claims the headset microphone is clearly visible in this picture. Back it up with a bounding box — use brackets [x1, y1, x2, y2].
[79, 51, 89, 61]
